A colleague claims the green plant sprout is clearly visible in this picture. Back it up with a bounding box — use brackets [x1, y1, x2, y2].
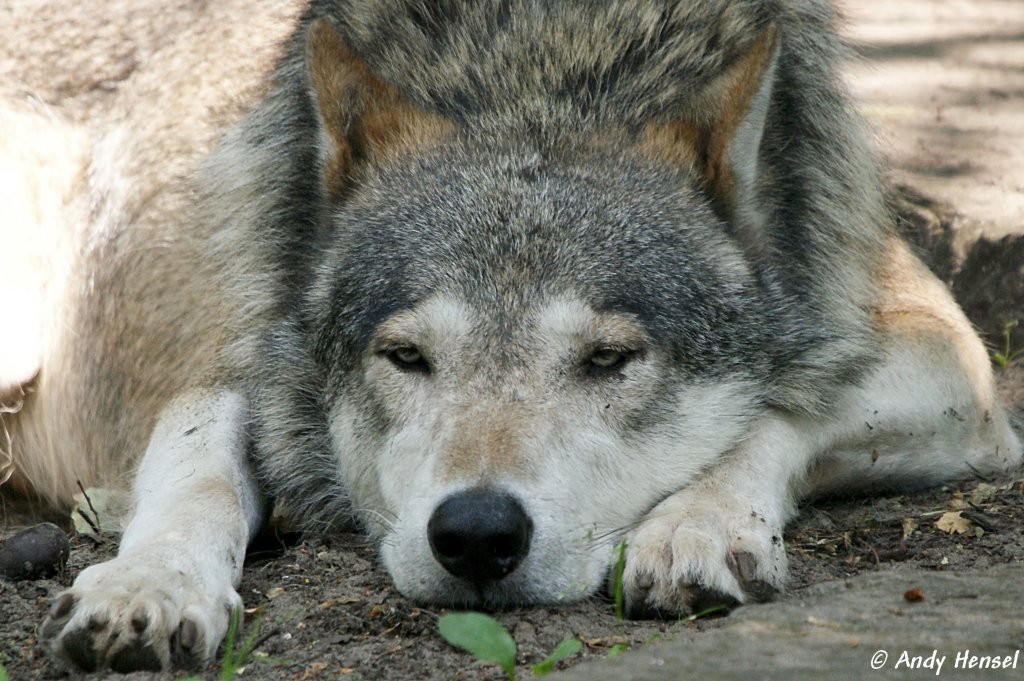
[992, 320, 1023, 369]
[438, 612, 582, 679]
[686, 603, 730, 621]
[613, 539, 627, 621]
[175, 608, 272, 681]
[174, 608, 265, 681]
[219, 607, 266, 681]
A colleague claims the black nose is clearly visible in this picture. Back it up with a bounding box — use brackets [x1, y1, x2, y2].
[427, 488, 533, 585]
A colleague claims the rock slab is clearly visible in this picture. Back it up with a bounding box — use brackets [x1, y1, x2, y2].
[554, 565, 1024, 680]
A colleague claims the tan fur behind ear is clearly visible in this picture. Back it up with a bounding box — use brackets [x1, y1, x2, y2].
[637, 120, 703, 176]
[701, 24, 778, 215]
[306, 19, 361, 199]
[638, 25, 778, 218]
[306, 19, 455, 200]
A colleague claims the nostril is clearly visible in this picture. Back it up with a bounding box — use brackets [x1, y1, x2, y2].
[431, 532, 464, 560]
[490, 533, 520, 559]
[427, 487, 533, 586]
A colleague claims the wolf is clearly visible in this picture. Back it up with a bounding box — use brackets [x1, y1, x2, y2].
[1, 0, 1019, 673]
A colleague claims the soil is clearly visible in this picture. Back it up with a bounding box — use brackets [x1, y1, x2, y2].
[2, 1, 1023, 680]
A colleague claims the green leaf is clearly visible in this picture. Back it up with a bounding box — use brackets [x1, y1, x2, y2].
[531, 638, 582, 676]
[607, 642, 629, 659]
[438, 612, 517, 680]
[0, 661, 8, 681]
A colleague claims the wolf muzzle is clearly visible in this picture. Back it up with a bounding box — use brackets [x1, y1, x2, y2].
[427, 487, 533, 586]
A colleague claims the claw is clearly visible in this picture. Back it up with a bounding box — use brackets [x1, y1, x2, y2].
[730, 550, 758, 583]
[178, 618, 200, 652]
[729, 550, 781, 603]
[49, 592, 76, 619]
[130, 607, 150, 634]
[86, 612, 109, 631]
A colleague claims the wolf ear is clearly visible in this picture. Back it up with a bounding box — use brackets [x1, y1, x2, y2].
[305, 18, 453, 200]
[643, 26, 780, 237]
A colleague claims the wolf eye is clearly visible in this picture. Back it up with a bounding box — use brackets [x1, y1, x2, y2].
[587, 347, 631, 371]
[384, 345, 430, 372]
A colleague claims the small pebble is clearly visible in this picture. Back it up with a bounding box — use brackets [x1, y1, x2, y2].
[0, 522, 71, 581]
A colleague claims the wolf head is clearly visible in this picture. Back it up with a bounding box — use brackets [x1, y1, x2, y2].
[253, 7, 819, 607]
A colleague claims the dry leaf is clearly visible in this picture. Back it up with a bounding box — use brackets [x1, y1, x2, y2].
[298, 662, 329, 680]
[901, 517, 919, 539]
[70, 487, 129, 536]
[969, 482, 997, 505]
[903, 587, 924, 602]
[935, 511, 972, 534]
[580, 635, 629, 648]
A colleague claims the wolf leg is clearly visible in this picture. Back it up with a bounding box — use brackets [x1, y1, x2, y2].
[622, 244, 1021, 617]
[41, 389, 262, 672]
[804, 241, 1022, 496]
[623, 333, 1019, 618]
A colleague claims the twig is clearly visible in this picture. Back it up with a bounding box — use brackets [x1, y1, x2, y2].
[76, 480, 102, 533]
[249, 627, 282, 654]
[865, 542, 881, 566]
[964, 462, 994, 483]
[76, 508, 101, 535]
[960, 510, 998, 533]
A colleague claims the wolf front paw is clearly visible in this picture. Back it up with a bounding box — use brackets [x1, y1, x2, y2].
[620, 495, 787, 619]
[40, 557, 240, 672]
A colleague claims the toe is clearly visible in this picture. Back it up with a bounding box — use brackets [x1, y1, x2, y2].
[172, 617, 207, 669]
[59, 626, 100, 672]
[687, 585, 738, 614]
[109, 641, 164, 673]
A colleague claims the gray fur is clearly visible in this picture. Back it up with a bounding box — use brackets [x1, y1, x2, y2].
[249, 0, 886, 529]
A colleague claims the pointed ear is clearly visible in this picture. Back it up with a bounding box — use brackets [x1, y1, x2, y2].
[305, 19, 454, 200]
[640, 25, 779, 231]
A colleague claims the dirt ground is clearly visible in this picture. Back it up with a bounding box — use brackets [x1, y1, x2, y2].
[2, 1, 1024, 680]
[3, 457, 1024, 681]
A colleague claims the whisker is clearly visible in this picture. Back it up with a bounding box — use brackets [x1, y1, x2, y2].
[351, 506, 397, 531]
